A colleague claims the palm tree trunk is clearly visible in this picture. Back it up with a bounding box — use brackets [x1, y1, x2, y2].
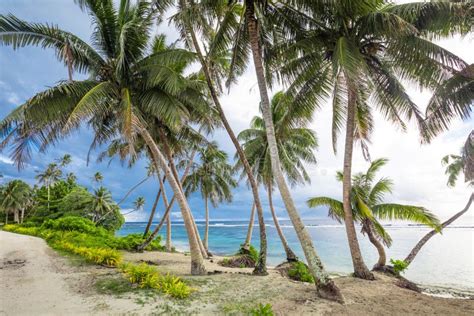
[157, 171, 172, 252]
[143, 186, 163, 237]
[267, 183, 297, 262]
[204, 196, 209, 251]
[139, 126, 205, 275]
[182, 1, 267, 274]
[13, 209, 19, 223]
[118, 176, 151, 206]
[363, 220, 386, 269]
[138, 149, 197, 250]
[404, 192, 473, 266]
[158, 127, 208, 259]
[242, 202, 256, 250]
[20, 208, 25, 224]
[246, 7, 342, 302]
[5, 210, 8, 224]
[166, 213, 172, 252]
[341, 84, 374, 280]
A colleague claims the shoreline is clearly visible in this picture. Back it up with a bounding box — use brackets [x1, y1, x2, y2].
[2, 230, 474, 315]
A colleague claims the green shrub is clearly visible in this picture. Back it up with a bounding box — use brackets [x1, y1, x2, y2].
[237, 244, 259, 263]
[119, 263, 191, 299]
[41, 216, 99, 234]
[250, 303, 274, 316]
[390, 259, 408, 275]
[113, 233, 165, 251]
[288, 261, 314, 283]
[55, 241, 122, 267]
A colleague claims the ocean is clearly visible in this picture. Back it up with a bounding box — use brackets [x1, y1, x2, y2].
[118, 218, 474, 291]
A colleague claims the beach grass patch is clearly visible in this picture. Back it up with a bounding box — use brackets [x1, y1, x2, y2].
[251, 303, 274, 316]
[95, 277, 135, 295]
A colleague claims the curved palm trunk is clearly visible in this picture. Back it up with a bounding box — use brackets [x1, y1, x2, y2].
[166, 214, 172, 252]
[242, 202, 256, 249]
[341, 85, 374, 280]
[156, 171, 172, 252]
[158, 128, 208, 258]
[182, 2, 267, 274]
[139, 126, 205, 275]
[267, 183, 297, 262]
[143, 186, 163, 236]
[204, 196, 209, 251]
[363, 220, 386, 269]
[138, 150, 197, 250]
[246, 9, 342, 302]
[404, 193, 473, 266]
[118, 176, 150, 206]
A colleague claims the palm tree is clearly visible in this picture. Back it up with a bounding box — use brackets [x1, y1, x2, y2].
[93, 172, 104, 186]
[0, 180, 31, 224]
[171, 0, 270, 275]
[0, 1, 208, 274]
[206, 0, 343, 299]
[134, 196, 145, 211]
[91, 187, 114, 223]
[308, 158, 440, 269]
[404, 132, 474, 267]
[66, 172, 77, 184]
[183, 142, 237, 253]
[273, 0, 470, 280]
[35, 163, 62, 211]
[57, 154, 72, 168]
[237, 91, 318, 262]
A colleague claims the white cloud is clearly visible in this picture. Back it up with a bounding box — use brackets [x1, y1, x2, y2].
[0, 154, 14, 165]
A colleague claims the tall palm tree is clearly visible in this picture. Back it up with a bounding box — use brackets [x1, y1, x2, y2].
[0, 1, 208, 274]
[170, 0, 270, 275]
[183, 142, 237, 253]
[0, 180, 32, 224]
[273, 0, 470, 280]
[66, 172, 77, 184]
[237, 91, 318, 262]
[308, 158, 440, 269]
[210, 0, 343, 299]
[134, 196, 145, 211]
[35, 163, 62, 211]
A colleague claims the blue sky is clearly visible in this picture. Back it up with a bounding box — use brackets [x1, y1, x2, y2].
[1, 1, 473, 223]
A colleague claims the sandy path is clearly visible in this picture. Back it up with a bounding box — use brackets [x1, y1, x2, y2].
[0, 231, 92, 316]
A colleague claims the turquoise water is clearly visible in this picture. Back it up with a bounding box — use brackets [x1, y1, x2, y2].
[118, 219, 474, 290]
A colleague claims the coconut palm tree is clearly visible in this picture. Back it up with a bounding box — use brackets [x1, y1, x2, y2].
[91, 186, 114, 223]
[66, 172, 77, 184]
[272, 0, 470, 280]
[237, 91, 318, 262]
[183, 142, 237, 253]
[57, 154, 72, 168]
[308, 158, 440, 269]
[134, 196, 145, 211]
[0, 1, 209, 274]
[170, 0, 270, 275]
[0, 180, 32, 224]
[205, 0, 343, 299]
[93, 172, 104, 186]
[35, 163, 62, 211]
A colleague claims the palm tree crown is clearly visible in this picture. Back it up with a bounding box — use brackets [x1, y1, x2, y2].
[308, 158, 440, 268]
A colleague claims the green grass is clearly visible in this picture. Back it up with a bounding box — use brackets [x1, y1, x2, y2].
[95, 277, 136, 295]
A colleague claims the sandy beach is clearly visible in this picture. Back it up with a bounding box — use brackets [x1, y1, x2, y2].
[1, 230, 473, 315]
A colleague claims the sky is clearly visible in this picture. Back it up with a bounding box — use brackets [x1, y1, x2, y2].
[0, 0, 472, 223]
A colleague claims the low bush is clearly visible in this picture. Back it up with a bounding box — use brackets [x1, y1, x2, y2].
[114, 233, 165, 251]
[55, 241, 122, 267]
[287, 261, 314, 283]
[237, 244, 259, 263]
[41, 216, 101, 234]
[390, 259, 409, 275]
[120, 263, 192, 299]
